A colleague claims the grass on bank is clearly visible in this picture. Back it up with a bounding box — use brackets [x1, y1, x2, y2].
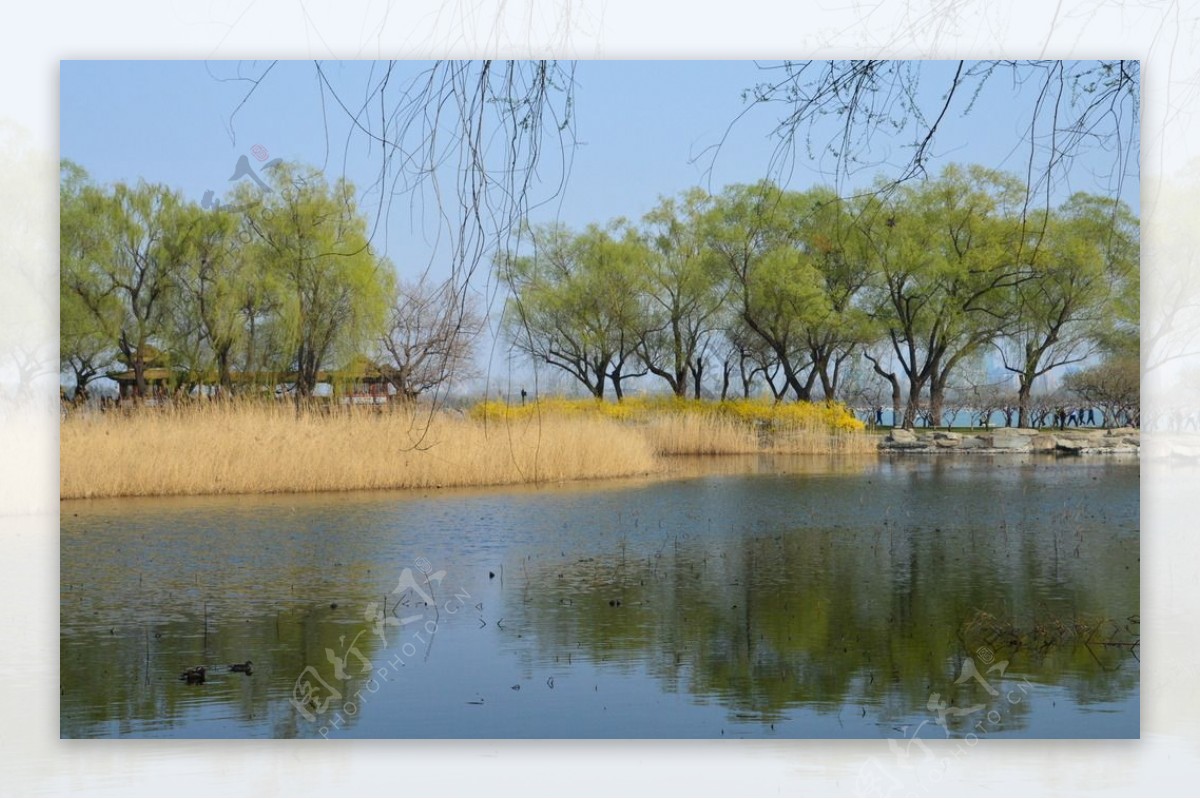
[61, 397, 870, 499]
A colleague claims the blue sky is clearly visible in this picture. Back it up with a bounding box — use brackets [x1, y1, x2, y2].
[60, 60, 1140, 393]
[60, 60, 820, 272]
[61, 60, 1138, 259]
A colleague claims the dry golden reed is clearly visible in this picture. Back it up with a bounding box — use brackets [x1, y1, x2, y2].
[61, 397, 873, 499]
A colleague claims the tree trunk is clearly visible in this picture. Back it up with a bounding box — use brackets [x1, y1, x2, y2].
[739, 350, 753, 398]
[863, 352, 902, 427]
[134, 356, 146, 399]
[816, 358, 834, 401]
[781, 357, 815, 402]
[764, 367, 785, 401]
[1016, 375, 1033, 428]
[590, 358, 607, 399]
[217, 346, 233, 393]
[821, 352, 847, 402]
[121, 331, 148, 400]
[929, 380, 945, 430]
[903, 378, 923, 429]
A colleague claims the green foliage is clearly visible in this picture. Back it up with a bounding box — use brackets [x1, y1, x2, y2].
[63, 157, 1139, 421]
[59, 161, 396, 399]
[501, 221, 648, 399]
[164, 203, 247, 386]
[500, 165, 1138, 426]
[702, 182, 883, 401]
[857, 165, 1046, 425]
[238, 163, 394, 396]
[68, 177, 185, 395]
[60, 161, 120, 392]
[1001, 192, 1140, 425]
[638, 189, 729, 397]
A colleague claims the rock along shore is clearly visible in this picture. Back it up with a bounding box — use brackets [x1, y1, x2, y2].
[878, 426, 1140, 455]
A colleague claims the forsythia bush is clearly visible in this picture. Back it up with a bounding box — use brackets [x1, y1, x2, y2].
[470, 395, 865, 433]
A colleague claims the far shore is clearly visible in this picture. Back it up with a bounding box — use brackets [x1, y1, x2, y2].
[876, 425, 1141, 455]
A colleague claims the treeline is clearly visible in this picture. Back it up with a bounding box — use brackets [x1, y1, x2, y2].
[60, 160, 480, 403]
[500, 165, 1139, 427]
[62, 160, 1138, 429]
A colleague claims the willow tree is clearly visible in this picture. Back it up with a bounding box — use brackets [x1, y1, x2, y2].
[860, 166, 1025, 427]
[789, 186, 876, 400]
[1000, 193, 1140, 427]
[60, 161, 120, 395]
[709, 182, 876, 402]
[60, 280, 117, 397]
[502, 223, 647, 400]
[919, 166, 1028, 427]
[707, 182, 817, 401]
[637, 189, 729, 398]
[62, 179, 184, 398]
[240, 164, 393, 398]
[164, 203, 249, 390]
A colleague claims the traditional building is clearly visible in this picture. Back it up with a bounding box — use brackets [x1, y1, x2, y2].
[105, 347, 177, 401]
[330, 356, 396, 405]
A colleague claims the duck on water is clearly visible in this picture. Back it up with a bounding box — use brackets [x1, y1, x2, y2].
[179, 661, 252, 683]
[179, 666, 206, 684]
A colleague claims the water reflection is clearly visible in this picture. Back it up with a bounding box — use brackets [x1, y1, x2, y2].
[61, 455, 1139, 738]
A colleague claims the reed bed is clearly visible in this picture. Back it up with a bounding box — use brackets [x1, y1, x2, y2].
[643, 413, 760, 455]
[61, 402, 657, 499]
[61, 396, 872, 499]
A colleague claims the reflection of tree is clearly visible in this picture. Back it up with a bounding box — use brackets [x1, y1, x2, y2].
[510, 504, 1138, 728]
[59, 601, 389, 738]
[58, 502, 403, 738]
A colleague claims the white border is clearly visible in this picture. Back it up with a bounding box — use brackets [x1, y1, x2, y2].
[3, 1, 1195, 795]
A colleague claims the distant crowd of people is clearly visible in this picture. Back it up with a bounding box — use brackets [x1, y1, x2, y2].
[858, 404, 1114, 429]
[1052, 406, 1097, 428]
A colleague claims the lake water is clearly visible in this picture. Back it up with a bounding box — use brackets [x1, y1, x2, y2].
[60, 454, 1139, 739]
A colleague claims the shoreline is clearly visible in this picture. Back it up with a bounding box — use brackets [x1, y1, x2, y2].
[59, 446, 1139, 506]
[59, 401, 872, 501]
[60, 453, 889, 506]
[60, 403, 1146, 502]
[876, 426, 1140, 455]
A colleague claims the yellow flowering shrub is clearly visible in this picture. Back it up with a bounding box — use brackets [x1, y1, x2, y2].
[471, 395, 865, 433]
